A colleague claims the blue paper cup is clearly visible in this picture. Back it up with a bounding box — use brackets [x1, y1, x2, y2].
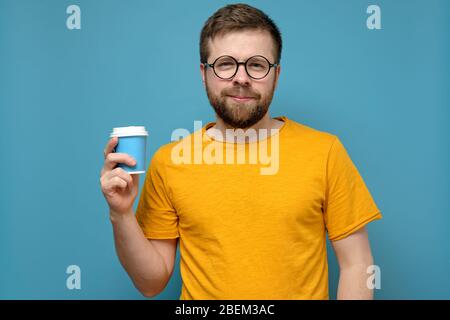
[110, 126, 148, 174]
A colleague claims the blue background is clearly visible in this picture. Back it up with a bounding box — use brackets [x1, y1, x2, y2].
[1, 0, 449, 299]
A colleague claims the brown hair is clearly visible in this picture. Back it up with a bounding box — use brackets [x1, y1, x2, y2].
[200, 3, 282, 64]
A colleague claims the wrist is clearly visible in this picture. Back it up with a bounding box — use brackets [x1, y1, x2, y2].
[109, 209, 135, 224]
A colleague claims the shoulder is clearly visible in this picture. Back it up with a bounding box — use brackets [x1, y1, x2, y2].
[284, 117, 338, 149]
[151, 140, 180, 165]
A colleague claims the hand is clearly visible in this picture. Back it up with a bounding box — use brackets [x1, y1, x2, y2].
[100, 137, 140, 216]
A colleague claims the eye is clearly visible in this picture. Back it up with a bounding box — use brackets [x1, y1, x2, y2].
[249, 63, 264, 68]
[217, 62, 234, 67]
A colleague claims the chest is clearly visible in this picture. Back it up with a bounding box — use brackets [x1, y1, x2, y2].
[168, 159, 326, 241]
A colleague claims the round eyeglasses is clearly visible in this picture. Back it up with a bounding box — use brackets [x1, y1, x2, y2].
[203, 55, 278, 80]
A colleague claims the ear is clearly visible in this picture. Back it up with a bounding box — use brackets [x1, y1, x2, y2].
[274, 65, 281, 89]
[200, 63, 206, 87]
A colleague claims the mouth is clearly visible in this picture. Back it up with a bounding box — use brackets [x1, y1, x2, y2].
[227, 95, 255, 102]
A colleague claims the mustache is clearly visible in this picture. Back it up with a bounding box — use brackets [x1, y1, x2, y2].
[222, 88, 260, 99]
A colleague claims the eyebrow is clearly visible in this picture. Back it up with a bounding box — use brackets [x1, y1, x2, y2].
[211, 54, 272, 62]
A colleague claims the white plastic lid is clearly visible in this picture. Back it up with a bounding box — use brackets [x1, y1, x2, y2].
[110, 126, 148, 137]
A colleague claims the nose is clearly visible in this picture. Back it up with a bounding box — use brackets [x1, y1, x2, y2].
[232, 63, 251, 86]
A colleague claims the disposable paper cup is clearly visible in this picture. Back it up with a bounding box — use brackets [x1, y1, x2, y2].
[110, 126, 148, 174]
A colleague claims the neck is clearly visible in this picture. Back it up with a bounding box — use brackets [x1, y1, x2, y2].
[209, 113, 284, 143]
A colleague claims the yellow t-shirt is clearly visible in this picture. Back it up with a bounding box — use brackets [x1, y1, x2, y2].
[135, 116, 382, 299]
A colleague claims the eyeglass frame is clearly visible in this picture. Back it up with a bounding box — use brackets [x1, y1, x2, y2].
[203, 55, 279, 80]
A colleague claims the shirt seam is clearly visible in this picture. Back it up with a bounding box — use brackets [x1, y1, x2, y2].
[328, 210, 382, 241]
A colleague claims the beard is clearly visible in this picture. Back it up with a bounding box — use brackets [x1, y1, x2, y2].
[205, 79, 276, 129]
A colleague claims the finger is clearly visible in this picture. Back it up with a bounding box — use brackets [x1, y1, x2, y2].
[101, 167, 132, 190]
[131, 173, 140, 186]
[111, 167, 133, 185]
[103, 153, 136, 172]
[104, 176, 128, 192]
[103, 137, 118, 159]
[127, 172, 140, 188]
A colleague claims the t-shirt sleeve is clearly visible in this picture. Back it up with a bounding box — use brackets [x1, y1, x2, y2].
[323, 136, 382, 241]
[135, 147, 179, 239]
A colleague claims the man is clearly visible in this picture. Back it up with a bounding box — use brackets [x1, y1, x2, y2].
[100, 3, 382, 300]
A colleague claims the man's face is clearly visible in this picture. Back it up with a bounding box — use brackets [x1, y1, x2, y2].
[201, 29, 281, 129]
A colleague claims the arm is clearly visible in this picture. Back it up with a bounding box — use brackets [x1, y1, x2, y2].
[331, 226, 374, 300]
[110, 209, 178, 298]
[101, 137, 178, 298]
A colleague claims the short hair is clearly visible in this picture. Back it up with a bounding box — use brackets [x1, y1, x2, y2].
[200, 3, 282, 64]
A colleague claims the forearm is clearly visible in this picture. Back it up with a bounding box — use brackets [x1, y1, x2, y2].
[337, 263, 373, 300]
[110, 210, 168, 297]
